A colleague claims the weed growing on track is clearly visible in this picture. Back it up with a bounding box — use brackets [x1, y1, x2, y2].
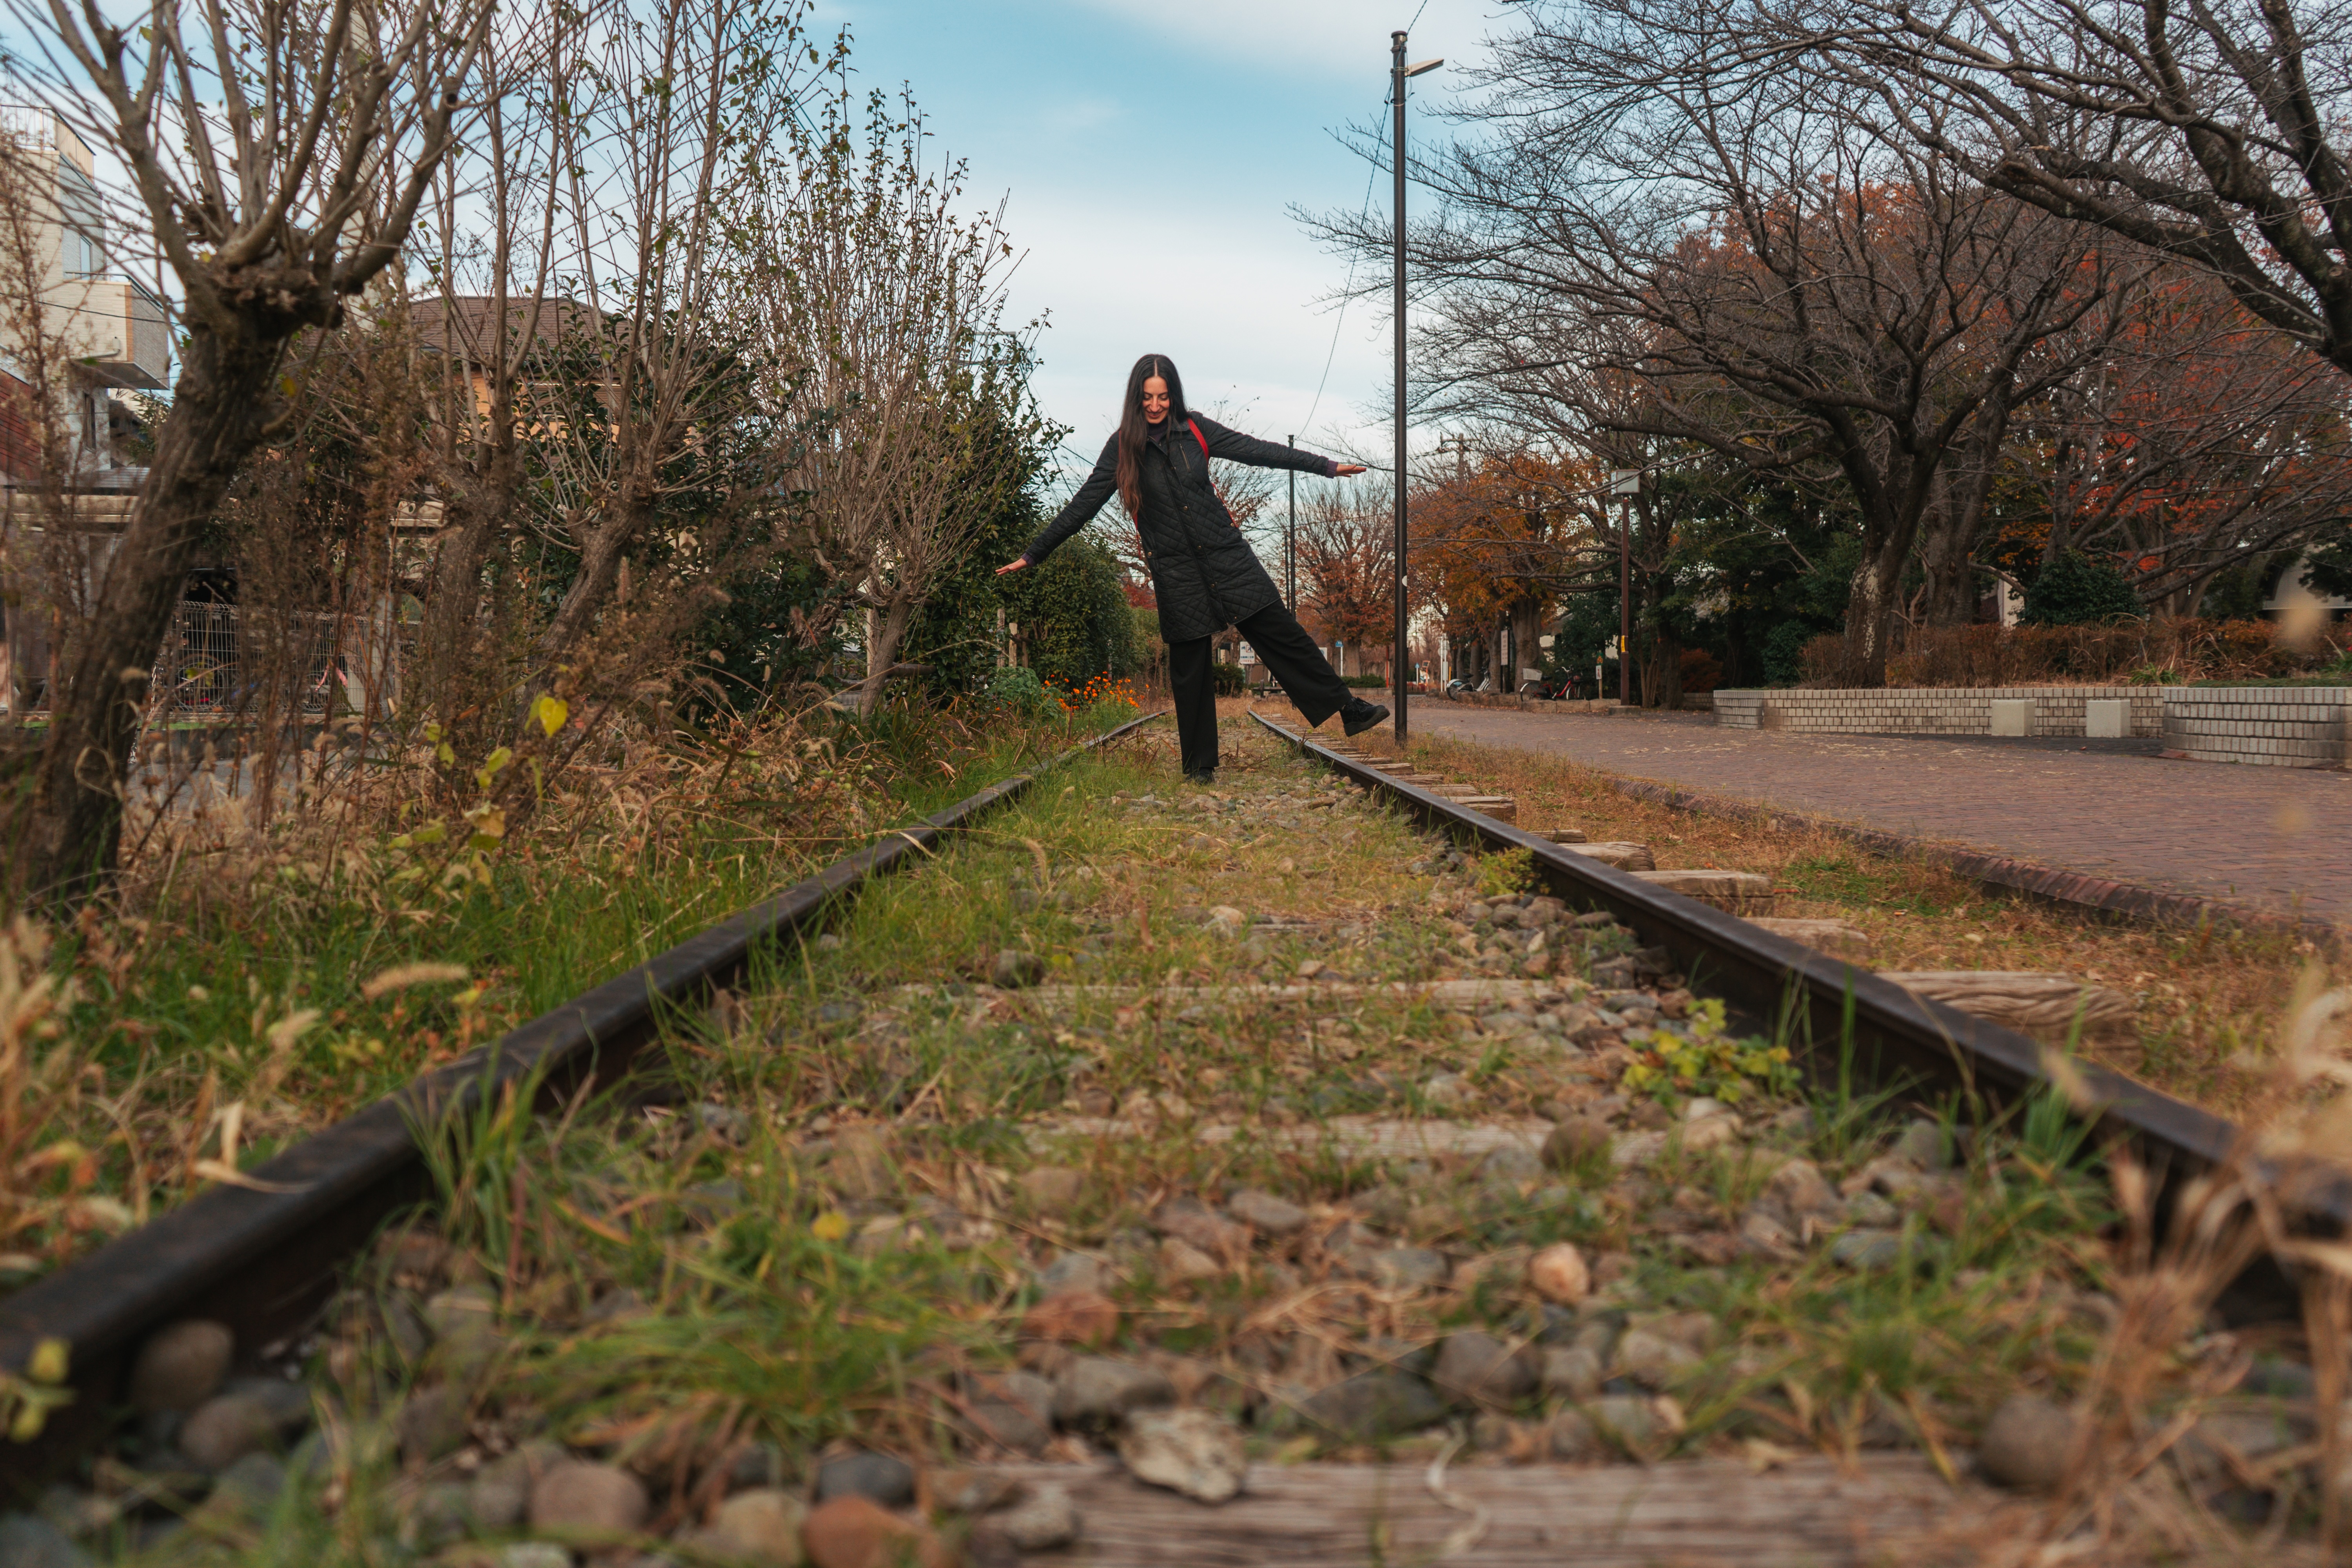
[1386, 727, 2337, 1119]
[0, 696, 1134, 1294]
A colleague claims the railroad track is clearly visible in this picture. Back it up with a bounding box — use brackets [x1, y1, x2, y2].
[1256, 712, 2250, 1205]
[0, 712, 1166, 1488]
[0, 705, 2330, 1563]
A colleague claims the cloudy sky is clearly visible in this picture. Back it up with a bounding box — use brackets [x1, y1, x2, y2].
[809, 0, 1488, 499]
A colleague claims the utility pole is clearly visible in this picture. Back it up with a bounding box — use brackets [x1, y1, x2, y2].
[1287, 435, 1297, 614]
[1608, 468, 1640, 706]
[1393, 33, 1441, 731]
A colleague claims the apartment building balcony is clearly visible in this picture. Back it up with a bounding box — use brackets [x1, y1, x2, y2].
[53, 271, 171, 389]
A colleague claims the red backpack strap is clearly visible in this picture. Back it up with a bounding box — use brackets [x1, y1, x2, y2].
[1188, 417, 1209, 462]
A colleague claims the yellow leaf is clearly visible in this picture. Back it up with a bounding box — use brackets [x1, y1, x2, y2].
[811, 1211, 850, 1243]
[534, 695, 570, 738]
[475, 746, 513, 789]
[26, 1338, 69, 1384]
[9, 1403, 44, 1442]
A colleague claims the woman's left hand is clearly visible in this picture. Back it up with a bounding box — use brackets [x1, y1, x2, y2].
[1333, 464, 1368, 477]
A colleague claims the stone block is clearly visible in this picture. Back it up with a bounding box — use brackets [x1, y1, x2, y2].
[2083, 699, 2128, 739]
[1988, 699, 2029, 737]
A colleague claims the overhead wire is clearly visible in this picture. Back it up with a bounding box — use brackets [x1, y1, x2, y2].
[1302, 1, 1437, 439]
[1051, 13, 1439, 483]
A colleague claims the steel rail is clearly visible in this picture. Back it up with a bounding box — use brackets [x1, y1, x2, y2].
[0, 710, 1164, 1484]
[1253, 711, 2344, 1312]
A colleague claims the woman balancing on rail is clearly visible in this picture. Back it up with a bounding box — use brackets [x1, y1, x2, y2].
[997, 353, 1390, 783]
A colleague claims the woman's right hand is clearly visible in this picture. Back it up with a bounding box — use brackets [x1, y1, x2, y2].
[995, 558, 1030, 576]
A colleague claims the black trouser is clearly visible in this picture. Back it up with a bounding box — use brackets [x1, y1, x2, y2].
[1167, 602, 1358, 778]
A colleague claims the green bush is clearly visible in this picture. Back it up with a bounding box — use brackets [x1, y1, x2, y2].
[1343, 674, 1387, 688]
[2021, 551, 2143, 627]
[1210, 662, 1246, 696]
[1000, 538, 1140, 691]
[987, 666, 1058, 720]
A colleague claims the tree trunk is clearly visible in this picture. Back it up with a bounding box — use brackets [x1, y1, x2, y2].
[536, 493, 646, 670]
[1840, 543, 1909, 688]
[1919, 515, 1979, 628]
[1508, 600, 1543, 692]
[414, 458, 520, 716]
[16, 323, 287, 904]
[853, 596, 915, 717]
[1647, 623, 1683, 710]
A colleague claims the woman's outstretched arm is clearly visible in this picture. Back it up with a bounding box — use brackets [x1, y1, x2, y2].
[1000, 434, 1119, 575]
[1191, 414, 1368, 477]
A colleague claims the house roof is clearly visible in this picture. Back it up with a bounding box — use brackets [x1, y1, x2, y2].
[408, 296, 601, 361]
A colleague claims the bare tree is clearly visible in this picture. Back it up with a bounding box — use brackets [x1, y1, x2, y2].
[1316, 0, 2130, 682]
[1797, 0, 2352, 377]
[4, 0, 492, 903]
[403, 7, 589, 720]
[521, 0, 813, 686]
[744, 82, 1030, 717]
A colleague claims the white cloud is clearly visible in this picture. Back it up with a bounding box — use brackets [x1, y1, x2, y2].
[1062, 0, 1494, 83]
[1001, 184, 1396, 492]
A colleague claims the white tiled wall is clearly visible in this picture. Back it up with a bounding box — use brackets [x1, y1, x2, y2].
[1713, 684, 2351, 768]
[2161, 688, 2352, 768]
[1713, 686, 2168, 738]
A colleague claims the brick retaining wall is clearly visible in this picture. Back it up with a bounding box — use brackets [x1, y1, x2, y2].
[1711, 683, 2352, 768]
[2162, 687, 2352, 768]
[1713, 686, 2166, 738]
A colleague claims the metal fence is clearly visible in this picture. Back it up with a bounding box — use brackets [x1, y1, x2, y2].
[149, 600, 345, 717]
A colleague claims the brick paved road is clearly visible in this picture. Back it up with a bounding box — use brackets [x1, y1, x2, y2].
[1401, 702, 2352, 926]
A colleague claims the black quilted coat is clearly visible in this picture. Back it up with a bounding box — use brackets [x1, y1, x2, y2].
[1020, 414, 1339, 644]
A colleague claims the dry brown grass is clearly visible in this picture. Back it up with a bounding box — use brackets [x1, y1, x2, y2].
[1331, 725, 2335, 1121]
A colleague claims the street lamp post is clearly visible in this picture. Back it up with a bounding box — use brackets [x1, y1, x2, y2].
[1392, 33, 1441, 737]
[1608, 468, 1640, 706]
[1287, 435, 1297, 614]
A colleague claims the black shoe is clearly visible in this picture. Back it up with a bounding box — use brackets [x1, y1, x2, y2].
[1183, 769, 1217, 786]
[1342, 699, 1390, 737]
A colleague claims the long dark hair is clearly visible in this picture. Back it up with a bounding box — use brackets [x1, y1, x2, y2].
[1115, 353, 1189, 517]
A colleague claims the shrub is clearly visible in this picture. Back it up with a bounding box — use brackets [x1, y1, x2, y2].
[1798, 617, 2347, 688]
[995, 537, 1140, 692]
[987, 666, 1058, 720]
[1677, 647, 1722, 694]
[2021, 551, 2143, 627]
[1210, 661, 1247, 697]
[1797, 630, 1849, 686]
